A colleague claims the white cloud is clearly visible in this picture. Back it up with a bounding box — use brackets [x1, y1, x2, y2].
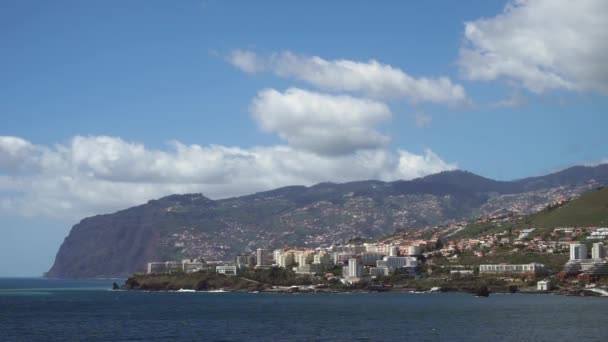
[458, 0, 608, 94]
[250, 87, 391, 155]
[0, 136, 42, 173]
[228, 50, 469, 105]
[0, 135, 456, 221]
[583, 159, 608, 167]
[396, 149, 456, 179]
[227, 49, 264, 74]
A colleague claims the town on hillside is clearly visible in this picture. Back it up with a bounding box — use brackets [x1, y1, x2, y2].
[145, 223, 608, 294]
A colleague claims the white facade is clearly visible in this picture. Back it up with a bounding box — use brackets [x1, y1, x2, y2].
[277, 252, 295, 267]
[360, 252, 385, 266]
[147, 260, 205, 274]
[332, 252, 355, 265]
[537, 280, 550, 291]
[216, 265, 238, 276]
[384, 256, 418, 270]
[369, 267, 389, 277]
[592, 242, 606, 260]
[313, 252, 333, 266]
[407, 246, 421, 256]
[256, 248, 270, 267]
[348, 258, 362, 278]
[479, 263, 545, 274]
[235, 255, 253, 269]
[570, 243, 588, 260]
[273, 249, 283, 262]
[294, 252, 313, 266]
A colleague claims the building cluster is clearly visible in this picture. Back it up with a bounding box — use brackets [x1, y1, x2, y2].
[147, 243, 425, 284]
[145, 220, 608, 289]
[147, 258, 207, 274]
[559, 242, 608, 283]
[429, 226, 608, 261]
[231, 244, 424, 284]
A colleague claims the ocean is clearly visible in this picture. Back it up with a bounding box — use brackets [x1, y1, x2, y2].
[1, 278, 607, 341]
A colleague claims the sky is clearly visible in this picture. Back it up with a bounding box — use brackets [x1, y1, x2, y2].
[1, 0, 607, 276]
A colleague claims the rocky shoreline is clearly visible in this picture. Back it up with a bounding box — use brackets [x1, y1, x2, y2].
[117, 273, 607, 297]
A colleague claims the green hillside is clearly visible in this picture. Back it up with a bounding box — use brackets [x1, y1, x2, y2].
[523, 187, 608, 228]
[451, 187, 608, 239]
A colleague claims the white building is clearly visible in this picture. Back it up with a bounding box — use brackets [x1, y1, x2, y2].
[479, 263, 545, 275]
[332, 252, 356, 265]
[216, 265, 238, 276]
[369, 267, 389, 277]
[383, 256, 419, 271]
[256, 248, 271, 267]
[344, 258, 362, 278]
[294, 251, 314, 266]
[235, 255, 254, 269]
[587, 228, 608, 240]
[360, 252, 385, 266]
[570, 243, 588, 260]
[147, 259, 205, 274]
[313, 252, 333, 266]
[592, 242, 606, 260]
[407, 246, 421, 256]
[277, 252, 295, 268]
[273, 249, 284, 263]
[295, 263, 323, 275]
[348, 258, 362, 278]
[537, 280, 550, 291]
[182, 259, 206, 273]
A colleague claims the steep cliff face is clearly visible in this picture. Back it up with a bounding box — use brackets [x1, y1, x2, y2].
[47, 165, 608, 278]
[47, 194, 214, 278]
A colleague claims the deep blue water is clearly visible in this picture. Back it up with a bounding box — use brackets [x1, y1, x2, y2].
[1, 278, 607, 341]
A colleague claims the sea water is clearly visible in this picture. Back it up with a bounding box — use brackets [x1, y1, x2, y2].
[1, 278, 607, 341]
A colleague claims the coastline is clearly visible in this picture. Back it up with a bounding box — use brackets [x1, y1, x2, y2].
[118, 273, 607, 297]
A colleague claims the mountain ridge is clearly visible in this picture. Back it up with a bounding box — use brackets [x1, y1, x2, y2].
[47, 164, 608, 278]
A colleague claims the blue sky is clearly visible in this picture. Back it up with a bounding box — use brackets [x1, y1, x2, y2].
[1, 0, 607, 276]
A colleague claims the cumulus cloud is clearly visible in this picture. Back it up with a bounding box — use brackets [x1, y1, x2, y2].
[458, 0, 608, 94]
[228, 50, 469, 105]
[250, 88, 391, 155]
[0, 135, 456, 221]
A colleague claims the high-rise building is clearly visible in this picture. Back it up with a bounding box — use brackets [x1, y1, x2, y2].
[360, 252, 385, 266]
[256, 248, 270, 267]
[235, 254, 254, 269]
[570, 243, 588, 260]
[348, 258, 362, 278]
[313, 252, 333, 266]
[278, 252, 295, 268]
[592, 242, 606, 260]
[294, 251, 313, 266]
[273, 249, 284, 262]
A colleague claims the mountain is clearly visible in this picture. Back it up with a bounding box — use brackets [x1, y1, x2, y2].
[47, 164, 608, 278]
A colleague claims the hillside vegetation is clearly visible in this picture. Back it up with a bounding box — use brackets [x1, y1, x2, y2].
[522, 187, 608, 228]
[452, 187, 608, 239]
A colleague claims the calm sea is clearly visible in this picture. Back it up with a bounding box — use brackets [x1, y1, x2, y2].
[1, 278, 607, 341]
